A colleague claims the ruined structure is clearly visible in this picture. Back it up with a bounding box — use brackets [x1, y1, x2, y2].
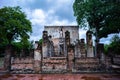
[10, 25, 113, 73]
[41, 26, 100, 72]
[43, 26, 79, 57]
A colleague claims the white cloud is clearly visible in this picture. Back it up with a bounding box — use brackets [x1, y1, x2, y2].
[79, 29, 87, 38]
[1, 0, 83, 42]
[31, 9, 46, 25]
[29, 36, 40, 42]
[1, 0, 114, 44]
[25, 8, 76, 26]
[46, 0, 74, 12]
[100, 34, 114, 44]
[24, 8, 77, 41]
[32, 9, 46, 19]
[48, 19, 76, 25]
[47, 0, 71, 4]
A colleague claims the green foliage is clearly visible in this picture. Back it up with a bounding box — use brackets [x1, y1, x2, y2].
[109, 35, 120, 55]
[39, 39, 43, 45]
[110, 34, 120, 43]
[105, 34, 120, 55]
[12, 40, 34, 56]
[0, 6, 32, 57]
[104, 44, 109, 55]
[12, 41, 22, 53]
[0, 6, 32, 45]
[73, 0, 120, 39]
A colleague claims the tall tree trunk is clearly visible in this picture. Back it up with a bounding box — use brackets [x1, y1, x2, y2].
[4, 44, 12, 72]
[95, 27, 100, 57]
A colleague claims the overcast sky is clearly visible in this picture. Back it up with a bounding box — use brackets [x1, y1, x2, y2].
[0, 0, 112, 44]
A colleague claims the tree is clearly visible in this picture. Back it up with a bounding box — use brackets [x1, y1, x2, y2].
[109, 34, 120, 55]
[104, 44, 109, 55]
[39, 38, 43, 45]
[104, 34, 120, 55]
[0, 6, 32, 45]
[98, 0, 120, 38]
[104, 34, 120, 64]
[0, 6, 32, 71]
[12, 40, 34, 57]
[73, 0, 120, 40]
[73, 0, 120, 55]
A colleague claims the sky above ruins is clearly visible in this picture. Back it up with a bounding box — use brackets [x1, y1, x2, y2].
[0, 0, 112, 44]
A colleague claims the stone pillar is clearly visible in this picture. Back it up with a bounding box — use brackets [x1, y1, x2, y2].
[42, 31, 48, 57]
[86, 31, 94, 57]
[64, 30, 70, 57]
[80, 39, 86, 57]
[97, 43, 104, 62]
[74, 41, 78, 58]
[68, 48, 74, 72]
[59, 38, 64, 56]
[65, 31, 70, 46]
[74, 40, 81, 58]
[48, 35, 54, 57]
[34, 49, 41, 73]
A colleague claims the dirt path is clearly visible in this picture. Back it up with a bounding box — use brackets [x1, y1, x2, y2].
[0, 74, 120, 80]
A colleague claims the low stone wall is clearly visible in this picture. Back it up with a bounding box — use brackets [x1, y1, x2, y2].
[42, 57, 67, 73]
[113, 57, 120, 65]
[75, 57, 99, 64]
[11, 57, 67, 73]
[74, 58, 102, 72]
[9, 56, 115, 73]
[11, 57, 35, 73]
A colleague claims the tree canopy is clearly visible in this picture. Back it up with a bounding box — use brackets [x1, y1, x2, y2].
[104, 34, 120, 55]
[0, 6, 32, 45]
[11, 40, 34, 57]
[73, 0, 120, 40]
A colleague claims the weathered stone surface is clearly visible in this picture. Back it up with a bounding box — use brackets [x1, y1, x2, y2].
[74, 57, 102, 72]
[80, 39, 86, 57]
[74, 40, 81, 58]
[86, 31, 94, 57]
[42, 57, 67, 73]
[44, 26, 79, 44]
[65, 30, 70, 46]
[11, 57, 34, 73]
[42, 31, 55, 57]
[97, 43, 104, 59]
[42, 31, 49, 57]
[68, 52, 74, 71]
[34, 50, 41, 61]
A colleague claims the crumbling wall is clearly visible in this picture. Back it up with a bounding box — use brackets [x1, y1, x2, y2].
[11, 57, 34, 73]
[42, 57, 67, 73]
[74, 58, 100, 72]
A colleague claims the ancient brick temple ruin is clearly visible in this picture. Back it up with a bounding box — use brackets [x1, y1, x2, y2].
[33, 25, 106, 73]
[10, 26, 113, 73]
